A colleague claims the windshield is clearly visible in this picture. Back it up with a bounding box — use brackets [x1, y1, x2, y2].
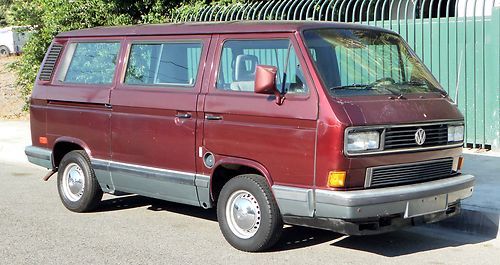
[303, 29, 444, 97]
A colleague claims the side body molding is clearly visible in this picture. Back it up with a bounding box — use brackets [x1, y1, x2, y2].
[91, 159, 211, 208]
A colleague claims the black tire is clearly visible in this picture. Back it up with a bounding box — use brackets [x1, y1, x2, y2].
[0, 45, 10, 57]
[57, 150, 103, 212]
[217, 174, 283, 252]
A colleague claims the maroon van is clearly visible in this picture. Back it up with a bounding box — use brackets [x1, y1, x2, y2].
[25, 21, 474, 251]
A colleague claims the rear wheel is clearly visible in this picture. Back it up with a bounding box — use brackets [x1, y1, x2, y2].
[0, 46, 10, 57]
[217, 174, 283, 252]
[57, 150, 103, 212]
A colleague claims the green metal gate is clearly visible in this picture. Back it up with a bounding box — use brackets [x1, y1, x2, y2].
[173, 0, 500, 149]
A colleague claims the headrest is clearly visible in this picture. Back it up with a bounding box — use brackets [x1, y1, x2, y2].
[234, 54, 259, 81]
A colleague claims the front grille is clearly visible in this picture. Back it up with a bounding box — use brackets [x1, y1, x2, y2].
[366, 158, 454, 188]
[384, 124, 448, 150]
[345, 121, 464, 156]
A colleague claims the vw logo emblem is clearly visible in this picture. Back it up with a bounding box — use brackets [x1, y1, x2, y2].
[415, 128, 426, 145]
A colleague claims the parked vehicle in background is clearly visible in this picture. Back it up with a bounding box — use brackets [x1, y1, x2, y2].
[0, 26, 31, 56]
[25, 21, 475, 252]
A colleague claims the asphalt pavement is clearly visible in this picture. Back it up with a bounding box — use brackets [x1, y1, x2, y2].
[1, 120, 499, 264]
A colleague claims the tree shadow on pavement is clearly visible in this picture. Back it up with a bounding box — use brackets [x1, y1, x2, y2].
[94, 195, 154, 212]
[268, 226, 343, 251]
[329, 226, 493, 257]
[266, 224, 493, 254]
[95, 195, 493, 255]
[147, 198, 218, 222]
[95, 195, 218, 221]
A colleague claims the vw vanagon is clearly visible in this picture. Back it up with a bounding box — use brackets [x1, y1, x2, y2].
[25, 21, 474, 252]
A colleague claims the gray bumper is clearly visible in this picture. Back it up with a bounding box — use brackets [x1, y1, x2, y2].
[315, 174, 475, 219]
[25, 146, 52, 169]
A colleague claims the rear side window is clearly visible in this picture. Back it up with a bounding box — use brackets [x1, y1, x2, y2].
[57, 42, 120, 84]
[217, 39, 308, 94]
[124, 42, 202, 86]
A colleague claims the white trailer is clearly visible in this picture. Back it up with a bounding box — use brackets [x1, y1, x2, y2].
[0, 26, 31, 57]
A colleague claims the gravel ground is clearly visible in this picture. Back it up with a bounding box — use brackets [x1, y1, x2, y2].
[0, 56, 27, 120]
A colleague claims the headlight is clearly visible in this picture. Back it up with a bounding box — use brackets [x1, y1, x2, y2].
[448, 125, 464, 142]
[346, 131, 380, 152]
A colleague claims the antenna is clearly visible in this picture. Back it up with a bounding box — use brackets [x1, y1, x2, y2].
[281, 42, 292, 95]
[454, 50, 464, 104]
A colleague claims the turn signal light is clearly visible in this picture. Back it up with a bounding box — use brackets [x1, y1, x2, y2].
[457, 156, 464, 171]
[327, 171, 346, 188]
[39, 137, 48, 145]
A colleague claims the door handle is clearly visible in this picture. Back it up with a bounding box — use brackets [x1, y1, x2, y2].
[175, 113, 192, 119]
[205, 114, 223, 121]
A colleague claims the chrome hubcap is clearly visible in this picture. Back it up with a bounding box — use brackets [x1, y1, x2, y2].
[226, 190, 261, 239]
[62, 163, 85, 202]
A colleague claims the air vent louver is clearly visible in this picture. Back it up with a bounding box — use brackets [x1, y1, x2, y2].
[39, 44, 63, 81]
[367, 158, 454, 188]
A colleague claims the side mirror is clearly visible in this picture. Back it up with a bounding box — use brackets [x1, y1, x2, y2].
[254, 65, 284, 105]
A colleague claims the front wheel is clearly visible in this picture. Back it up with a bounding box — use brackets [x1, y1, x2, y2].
[217, 174, 283, 252]
[57, 150, 103, 212]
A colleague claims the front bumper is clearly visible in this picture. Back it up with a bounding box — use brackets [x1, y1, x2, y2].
[275, 174, 474, 235]
[315, 174, 475, 219]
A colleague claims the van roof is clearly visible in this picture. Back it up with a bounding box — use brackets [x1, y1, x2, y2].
[56, 21, 393, 38]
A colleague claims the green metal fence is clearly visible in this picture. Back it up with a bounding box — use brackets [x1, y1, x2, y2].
[173, 0, 500, 149]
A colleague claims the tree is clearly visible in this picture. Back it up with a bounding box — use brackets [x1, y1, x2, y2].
[0, 0, 12, 26]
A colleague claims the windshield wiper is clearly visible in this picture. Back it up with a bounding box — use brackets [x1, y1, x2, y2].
[396, 80, 447, 96]
[330, 83, 408, 98]
[398, 81, 426, 86]
[330, 83, 372, 90]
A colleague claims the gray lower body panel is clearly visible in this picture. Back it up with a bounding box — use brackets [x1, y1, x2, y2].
[25, 146, 52, 169]
[283, 205, 461, 235]
[92, 159, 211, 208]
[25, 146, 212, 208]
[272, 185, 314, 217]
[273, 174, 475, 234]
[314, 174, 474, 219]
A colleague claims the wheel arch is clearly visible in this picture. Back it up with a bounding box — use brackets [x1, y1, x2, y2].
[210, 156, 273, 203]
[52, 137, 91, 168]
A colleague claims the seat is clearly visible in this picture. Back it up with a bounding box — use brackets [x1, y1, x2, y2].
[230, 54, 258, 92]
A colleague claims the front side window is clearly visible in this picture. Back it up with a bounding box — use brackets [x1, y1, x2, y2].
[59, 42, 120, 84]
[303, 29, 444, 97]
[124, 42, 202, 86]
[217, 39, 308, 94]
